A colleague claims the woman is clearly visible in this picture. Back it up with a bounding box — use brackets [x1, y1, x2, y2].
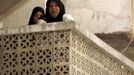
[45, 0, 75, 23]
[45, 0, 65, 23]
[28, 6, 46, 25]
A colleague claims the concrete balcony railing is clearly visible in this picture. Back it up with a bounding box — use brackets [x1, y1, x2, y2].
[0, 22, 134, 75]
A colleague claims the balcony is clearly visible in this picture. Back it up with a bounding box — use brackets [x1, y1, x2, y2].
[0, 22, 134, 75]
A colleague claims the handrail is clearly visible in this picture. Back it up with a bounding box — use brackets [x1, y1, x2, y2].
[0, 22, 75, 35]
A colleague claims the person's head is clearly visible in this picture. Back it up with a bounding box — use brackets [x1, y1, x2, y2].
[29, 6, 45, 25]
[46, 0, 65, 22]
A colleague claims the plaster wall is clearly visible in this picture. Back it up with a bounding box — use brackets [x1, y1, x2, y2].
[3, 0, 45, 28]
[64, 0, 131, 33]
[3, 0, 131, 33]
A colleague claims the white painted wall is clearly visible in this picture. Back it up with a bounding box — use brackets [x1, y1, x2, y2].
[3, 0, 45, 28]
[64, 0, 131, 33]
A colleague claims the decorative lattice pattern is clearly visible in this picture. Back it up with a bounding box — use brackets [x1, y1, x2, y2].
[54, 47, 69, 63]
[54, 64, 69, 75]
[54, 30, 70, 45]
[36, 32, 53, 47]
[0, 29, 133, 75]
[37, 48, 52, 65]
[20, 33, 36, 49]
[20, 67, 35, 75]
[71, 50, 111, 75]
[0, 36, 2, 50]
[3, 69, 19, 75]
[20, 50, 35, 67]
[70, 31, 133, 75]
[3, 35, 19, 50]
[0, 30, 70, 75]
[0, 36, 2, 75]
[2, 52, 18, 69]
[36, 66, 52, 75]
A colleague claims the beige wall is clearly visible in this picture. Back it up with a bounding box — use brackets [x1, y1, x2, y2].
[3, 0, 45, 28]
[132, 0, 134, 35]
[2, 0, 131, 33]
[64, 0, 131, 33]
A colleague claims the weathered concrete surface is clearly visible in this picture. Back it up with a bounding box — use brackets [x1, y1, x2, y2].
[96, 32, 134, 61]
[64, 0, 131, 33]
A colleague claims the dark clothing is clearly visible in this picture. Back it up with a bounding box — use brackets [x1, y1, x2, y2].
[28, 7, 45, 25]
[45, 0, 65, 23]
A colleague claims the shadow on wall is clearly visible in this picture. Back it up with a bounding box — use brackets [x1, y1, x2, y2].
[3, 0, 45, 28]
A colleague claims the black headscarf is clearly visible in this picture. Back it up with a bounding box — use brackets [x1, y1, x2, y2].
[45, 0, 65, 23]
[28, 6, 45, 25]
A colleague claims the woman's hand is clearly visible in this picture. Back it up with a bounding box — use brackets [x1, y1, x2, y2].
[37, 19, 47, 24]
[63, 14, 75, 22]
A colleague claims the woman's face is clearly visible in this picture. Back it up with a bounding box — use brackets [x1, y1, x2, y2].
[33, 11, 43, 23]
[49, 1, 60, 18]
